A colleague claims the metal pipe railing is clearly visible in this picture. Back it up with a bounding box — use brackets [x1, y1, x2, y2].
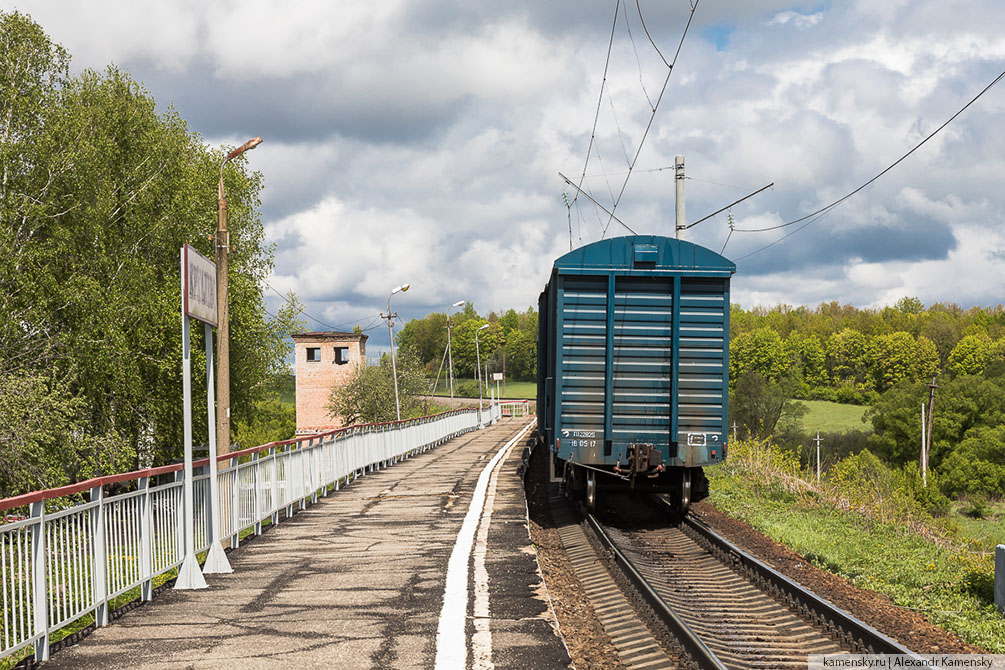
[0, 407, 482, 662]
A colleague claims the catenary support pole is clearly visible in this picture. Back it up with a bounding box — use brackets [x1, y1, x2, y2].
[921, 403, 927, 488]
[925, 376, 939, 487]
[675, 155, 685, 241]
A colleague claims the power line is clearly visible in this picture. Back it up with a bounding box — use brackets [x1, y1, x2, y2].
[733, 207, 838, 261]
[602, 0, 700, 237]
[733, 67, 1005, 235]
[587, 164, 674, 178]
[686, 176, 755, 191]
[266, 282, 381, 332]
[686, 182, 774, 229]
[572, 0, 621, 208]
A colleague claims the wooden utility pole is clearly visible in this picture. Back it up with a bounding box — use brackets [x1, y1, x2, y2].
[924, 376, 940, 487]
[675, 155, 685, 240]
[814, 430, 822, 482]
[215, 137, 262, 456]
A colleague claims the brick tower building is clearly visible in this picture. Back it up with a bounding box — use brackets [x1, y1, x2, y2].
[292, 331, 368, 434]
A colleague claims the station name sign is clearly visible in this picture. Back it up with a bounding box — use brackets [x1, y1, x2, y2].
[182, 244, 217, 327]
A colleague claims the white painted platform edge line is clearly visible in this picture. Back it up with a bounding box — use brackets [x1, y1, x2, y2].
[434, 420, 536, 670]
[472, 429, 511, 670]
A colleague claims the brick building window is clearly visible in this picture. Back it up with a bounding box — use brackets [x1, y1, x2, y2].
[307, 347, 321, 362]
[334, 347, 350, 365]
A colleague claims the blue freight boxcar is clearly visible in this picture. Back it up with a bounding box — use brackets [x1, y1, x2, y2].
[536, 235, 736, 512]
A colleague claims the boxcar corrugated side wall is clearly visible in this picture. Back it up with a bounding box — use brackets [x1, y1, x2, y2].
[537, 236, 735, 471]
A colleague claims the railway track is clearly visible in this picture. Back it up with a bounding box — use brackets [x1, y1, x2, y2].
[553, 488, 923, 669]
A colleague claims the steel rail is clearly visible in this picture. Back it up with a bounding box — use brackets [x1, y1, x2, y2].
[584, 513, 728, 670]
[671, 504, 924, 658]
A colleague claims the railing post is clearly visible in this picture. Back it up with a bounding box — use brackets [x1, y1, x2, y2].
[30, 501, 49, 662]
[286, 447, 296, 518]
[313, 440, 321, 502]
[334, 437, 341, 491]
[270, 447, 280, 526]
[172, 471, 185, 573]
[139, 476, 153, 601]
[230, 456, 241, 549]
[253, 451, 263, 536]
[90, 484, 108, 627]
[298, 442, 308, 511]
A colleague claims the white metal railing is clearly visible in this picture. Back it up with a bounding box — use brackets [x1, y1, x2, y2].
[0, 407, 485, 663]
[499, 400, 530, 417]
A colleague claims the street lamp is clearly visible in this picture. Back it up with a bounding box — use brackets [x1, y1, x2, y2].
[475, 323, 489, 428]
[216, 136, 262, 457]
[382, 283, 410, 421]
[446, 300, 465, 399]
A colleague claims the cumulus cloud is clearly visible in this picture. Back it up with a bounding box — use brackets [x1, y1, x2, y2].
[7, 0, 1005, 352]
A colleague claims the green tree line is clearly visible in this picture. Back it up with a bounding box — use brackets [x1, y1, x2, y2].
[0, 12, 298, 498]
[730, 298, 1005, 403]
[396, 304, 538, 382]
[729, 297, 1005, 503]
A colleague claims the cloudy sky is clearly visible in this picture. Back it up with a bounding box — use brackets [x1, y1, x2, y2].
[7, 0, 1005, 352]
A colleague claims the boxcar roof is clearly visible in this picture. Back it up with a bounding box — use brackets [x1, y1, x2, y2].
[552, 235, 735, 276]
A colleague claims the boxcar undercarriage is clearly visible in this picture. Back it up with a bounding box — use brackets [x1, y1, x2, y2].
[554, 451, 710, 513]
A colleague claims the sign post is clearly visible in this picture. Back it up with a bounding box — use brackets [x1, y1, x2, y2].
[176, 245, 231, 590]
[492, 372, 503, 413]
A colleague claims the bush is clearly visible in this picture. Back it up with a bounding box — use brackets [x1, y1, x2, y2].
[913, 480, 951, 517]
[827, 449, 927, 523]
[452, 379, 481, 398]
[805, 384, 877, 405]
[963, 495, 991, 519]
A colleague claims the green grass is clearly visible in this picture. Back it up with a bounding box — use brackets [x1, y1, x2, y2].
[708, 465, 1005, 652]
[797, 400, 870, 434]
[949, 500, 1005, 550]
[430, 378, 536, 399]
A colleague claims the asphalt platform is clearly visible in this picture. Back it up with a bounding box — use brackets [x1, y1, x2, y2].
[41, 417, 571, 670]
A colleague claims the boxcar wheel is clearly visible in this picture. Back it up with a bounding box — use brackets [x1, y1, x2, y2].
[680, 468, 692, 514]
[585, 469, 597, 513]
[563, 463, 576, 501]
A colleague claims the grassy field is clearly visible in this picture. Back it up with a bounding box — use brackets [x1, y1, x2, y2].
[707, 441, 1005, 652]
[430, 378, 536, 399]
[797, 399, 870, 434]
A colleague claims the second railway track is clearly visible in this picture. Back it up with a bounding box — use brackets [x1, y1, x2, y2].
[555, 487, 923, 669]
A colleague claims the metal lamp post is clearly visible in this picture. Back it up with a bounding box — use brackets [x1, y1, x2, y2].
[383, 284, 410, 421]
[475, 323, 489, 428]
[446, 300, 465, 399]
[216, 136, 262, 457]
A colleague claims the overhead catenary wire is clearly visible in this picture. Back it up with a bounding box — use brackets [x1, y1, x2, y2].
[733, 67, 1005, 235]
[607, 92, 632, 166]
[560, 171, 637, 235]
[636, 0, 671, 69]
[622, 0, 655, 110]
[571, 0, 621, 208]
[602, 0, 700, 237]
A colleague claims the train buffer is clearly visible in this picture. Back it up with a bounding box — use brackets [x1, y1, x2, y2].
[8, 416, 570, 670]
